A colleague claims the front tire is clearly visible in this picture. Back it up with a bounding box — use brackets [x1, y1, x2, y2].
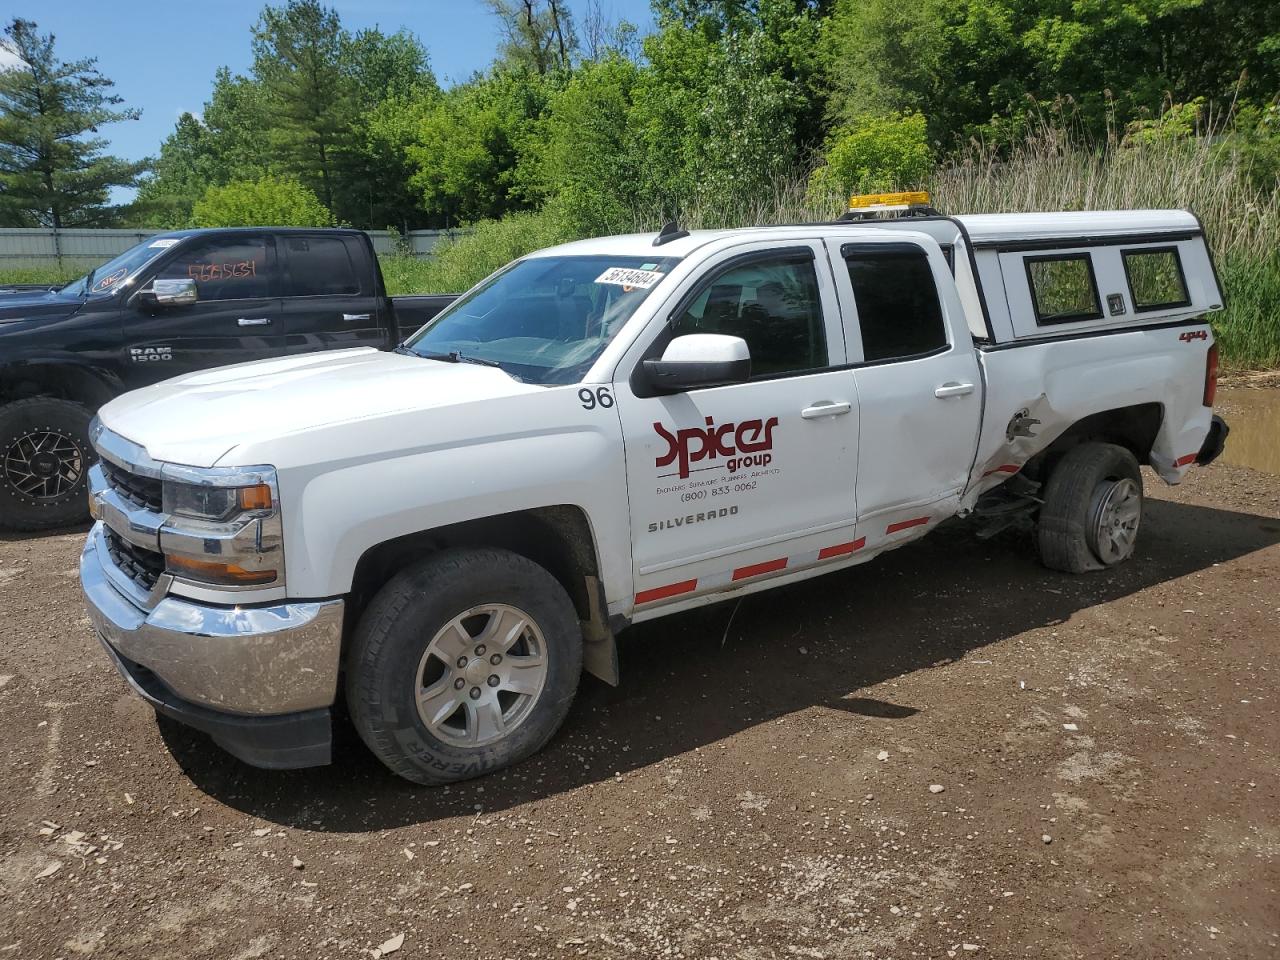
[0, 397, 95, 532]
[346, 548, 583, 785]
[1037, 442, 1143, 573]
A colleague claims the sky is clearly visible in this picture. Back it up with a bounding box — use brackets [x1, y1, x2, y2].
[0, 0, 657, 201]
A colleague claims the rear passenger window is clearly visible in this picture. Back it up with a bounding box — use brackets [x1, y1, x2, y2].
[1123, 247, 1190, 311]
[671, 254, 827, 377]
[1025, 254, 1102, 324]
[843, 244, 947, 362]
[284, 236, 360, 297]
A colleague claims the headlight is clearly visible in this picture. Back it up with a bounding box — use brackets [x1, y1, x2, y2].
[159, 464, 283, 587]
[163, 479, 273, 521]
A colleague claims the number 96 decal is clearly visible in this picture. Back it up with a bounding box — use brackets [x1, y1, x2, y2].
[578, 387, 614, 410]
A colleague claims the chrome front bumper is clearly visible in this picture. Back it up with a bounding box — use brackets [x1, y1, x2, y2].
[81, 524, 344, 717]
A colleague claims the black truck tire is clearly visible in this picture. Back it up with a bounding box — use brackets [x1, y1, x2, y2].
[346, 548, 583, 785]
[1037, 442, 1144, 574]
[0, 397, 96, 532]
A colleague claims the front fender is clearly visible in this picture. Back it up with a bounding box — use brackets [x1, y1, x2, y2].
[260, 389, 632, 604]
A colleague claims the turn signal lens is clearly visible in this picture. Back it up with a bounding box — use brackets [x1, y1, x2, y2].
[1203, 343, 1219, 407]
[166, 554, 276, 586]
[238, 483, 273, 511]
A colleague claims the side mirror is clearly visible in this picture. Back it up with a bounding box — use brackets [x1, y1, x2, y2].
[152, 278, 198, 307]
[643, 334, 751, 392]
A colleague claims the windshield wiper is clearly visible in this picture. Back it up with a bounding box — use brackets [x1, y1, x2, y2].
[418, 350, 504, 369]
[451, 351, 504, 369]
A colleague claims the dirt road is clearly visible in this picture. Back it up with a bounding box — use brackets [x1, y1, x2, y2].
[1, 454, 1277, 959]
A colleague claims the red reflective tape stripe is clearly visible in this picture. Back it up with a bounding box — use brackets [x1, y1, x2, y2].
[983, 464, 1019, 477]
[635, 579, 697, 604]
[732, 558, 787, 581]
[818, 538, 866, 560]
[1175, 453, 1197, 467]
[886, 516, 929, 534]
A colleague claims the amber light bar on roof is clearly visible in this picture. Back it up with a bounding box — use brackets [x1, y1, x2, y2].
[848, 190, 931, 211]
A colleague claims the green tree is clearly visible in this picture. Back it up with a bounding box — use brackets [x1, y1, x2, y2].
[824, 0, 1280, 148]
[408, 71, 549, 225]
[135, 69, 274, 228]
[252, 0, 355, 215]
[517, 55, 643, 233]
[486, 0, 577, 74]
[0, 17, 148, 227]
[626, 6, 810, 222]
[341, 28, 438, 230]
[191, 175, 334, 227]
[343, 27, 435, 105]
[807, 112, 932, 206]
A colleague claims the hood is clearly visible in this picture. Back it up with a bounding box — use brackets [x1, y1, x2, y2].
[0, 291, 83, 323]
[98, 348, 544, 467]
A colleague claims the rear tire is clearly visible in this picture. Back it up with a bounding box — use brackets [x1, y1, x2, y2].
[0, 397, 95, 532]
[346, 548, 583, 785]
[1037, 442, 1143, 574]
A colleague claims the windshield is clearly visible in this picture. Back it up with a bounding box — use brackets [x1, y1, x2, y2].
[58, 235, 181, 298]
[404, 254, 681, 385]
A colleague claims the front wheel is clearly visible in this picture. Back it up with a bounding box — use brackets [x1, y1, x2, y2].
[1037, 442, 1143, 573]
[0, 397, 95, 532]
[346, 548, 583, 784]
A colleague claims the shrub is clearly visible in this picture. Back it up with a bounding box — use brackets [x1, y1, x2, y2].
[378, 207, 578, 294]
[191, 176, 334, 227]
[807, 113, 932, 207]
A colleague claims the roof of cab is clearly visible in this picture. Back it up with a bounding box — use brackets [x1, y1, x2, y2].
[530, 210, 1202, 260]
[528, 225, 899, 260]
[155, 226, 368, 239]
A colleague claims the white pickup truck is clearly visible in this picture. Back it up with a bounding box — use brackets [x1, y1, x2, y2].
[80, 203, 1229, 783]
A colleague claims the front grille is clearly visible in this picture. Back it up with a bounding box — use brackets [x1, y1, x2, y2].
[103, 528, 165, 593]
[101, 459, 162, 512]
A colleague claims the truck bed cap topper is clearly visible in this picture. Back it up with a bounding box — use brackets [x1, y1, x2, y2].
[953, 209, 1201, 245]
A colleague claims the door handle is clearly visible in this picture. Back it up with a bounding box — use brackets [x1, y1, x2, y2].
[237, 317, 271, 327]
[342, 313, 371, 322]
[934, 381, 975, 398]
[801, 401, 852, 420]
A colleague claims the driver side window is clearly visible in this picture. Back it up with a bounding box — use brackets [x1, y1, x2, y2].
[670, 253, 828, 377]
[154, 237, 270, 302]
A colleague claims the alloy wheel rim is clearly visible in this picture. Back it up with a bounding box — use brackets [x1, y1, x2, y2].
[1090, 477, 1141, 564]
[3, 428, 84, 501]
[415, 603, 549, 747]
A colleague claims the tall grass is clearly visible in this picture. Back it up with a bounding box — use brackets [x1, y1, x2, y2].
[0, 265, 83, 287]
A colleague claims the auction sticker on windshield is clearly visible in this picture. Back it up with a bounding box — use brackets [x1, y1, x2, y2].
[595, 267, 665, 289]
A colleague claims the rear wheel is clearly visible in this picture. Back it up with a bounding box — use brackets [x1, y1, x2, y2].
[1037, 442, 1143, 573]
[0, 397, 95, 532]
[346, 548, 583, 785]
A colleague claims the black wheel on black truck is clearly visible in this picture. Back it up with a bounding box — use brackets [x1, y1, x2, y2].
[0, 397, 95, 532]
[347, 547, 583, 785]
[1037, 441, 1143, 574]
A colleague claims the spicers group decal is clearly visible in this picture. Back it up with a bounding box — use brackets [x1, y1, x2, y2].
[654, 415, 779, 479]
[647, 414, 783, 532]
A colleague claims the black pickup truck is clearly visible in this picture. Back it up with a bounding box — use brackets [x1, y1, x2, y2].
[0, 227, 456, 531]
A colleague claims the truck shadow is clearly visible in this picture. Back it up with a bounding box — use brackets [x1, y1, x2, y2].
[159, 496, 1280, 830]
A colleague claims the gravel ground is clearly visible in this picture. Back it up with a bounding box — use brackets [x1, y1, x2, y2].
[1, 457, 1277, 959]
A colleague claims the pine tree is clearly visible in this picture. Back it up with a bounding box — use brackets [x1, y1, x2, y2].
[0, 18, 148, 227]
[251, 0, 355, 215]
